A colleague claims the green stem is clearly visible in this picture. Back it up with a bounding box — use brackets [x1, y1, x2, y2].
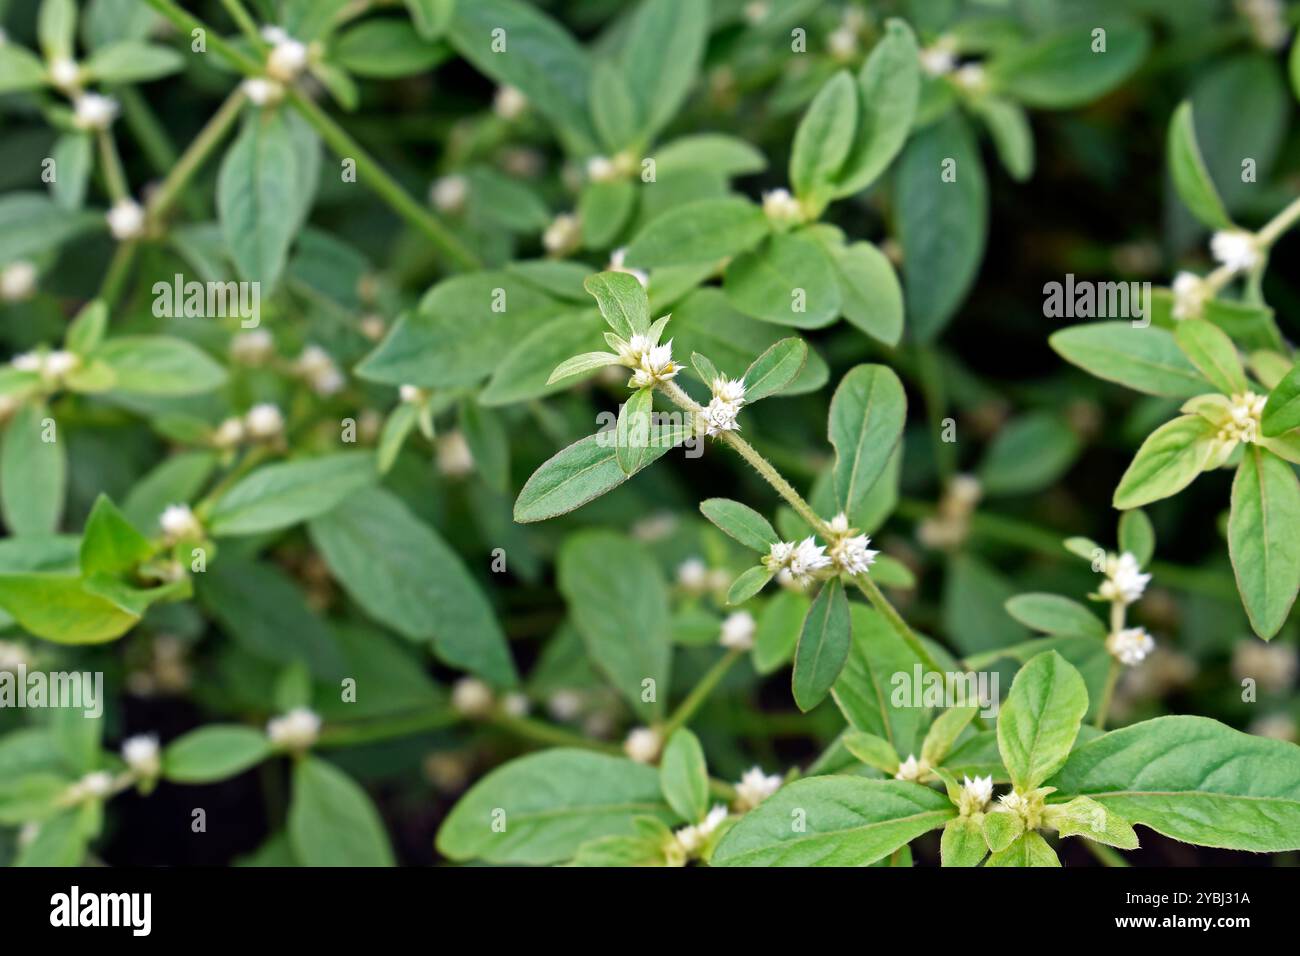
[661, 649, 742, 738]
[219, 0, 267, 51]
[1083, 838, 1129, 867]
[98, 242, 138, 307]
[147, 88, 247, 222]
[96, 128, 129, 202]
[489, 712, 621, 754]
[1257, 194, 1300, 248]
[142, 0, 263, 74]
[913, 345, 956, 485]
[317, 709, 457, 748]
[1094, 659, 1121, 730]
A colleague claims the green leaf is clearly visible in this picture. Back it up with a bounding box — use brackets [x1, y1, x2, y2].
[987, 21, 1149, 108]
[1049, 322, 1210, 398]
[977, 411, 1080, 497]
[659, 729, 709, 823]
[15, 807, 90, 866]
[404, 0, 454, 39]
[333, 20, 446, 78]
[1262, 363, 1300, 437]
[997, 651, 1088, 792]
[1117, 509, 1155, 567]
[832, 604, 928, 755]
[896, 113, 987, 341]
[436, 749, 671, 864]
[308, 488, 517, 686]
[971, 96, 1034, 181]
[448, 0, 595, 153]
[754, 589, 811, 674]
[825, 239, 904, 347]
[699, 498, 778, 552]
[2, 403, 66, 536]
[558, 531, 671, 718]
[922, 706, 978, 766]
[208, 452, 377, 537]
[582, 270, 650, 338]
[79, 494, 151, 577]
[93, 336, 228, 395]
[50, 133, 92, 210]
[652, 134, 765, 178]
[726, 566, 773, 605]
[1228, 446, 1300, 639]
[614, 387, 656, 476]
[790, 71, 857, 203]
[1043, 795, 1139, 850]
[545, 351, 618, 387]
[985, 830, 1060, 867]
[1174, 319, 1248, 395]
[38, 0, 77, 60]
[589, 59, 640, 151]
[833, 19, 920, 197]
[940, 816, 988, 867]
[1167, 101, 1231, 230]
[619, 0, 707, 143]
[162, 726, 273, 783]
[217, 110, 317, 290]
[792, 579, 851, 712]
[289, 756, 395, 866]
[828, 364, 906, 519]
[1113, 415, 1216, 509]
[578, 179, 635, 249]
[459, 399, 509, 493]
[84, 40, 182, 83]
[723, 231, 842, 328]
[741, 338, 807, 403]
[0, 193, 100, 262]
[1049, 715, 1300, 852]
[0, 44, 49, 94]
[0, 574, 140, 643]
[712, 777, 953, 866]
[624, 197, 769, 269]
[514, 431, 679, 523]
[842, 731, 900, 773]
[1004, 593, 1106, 639]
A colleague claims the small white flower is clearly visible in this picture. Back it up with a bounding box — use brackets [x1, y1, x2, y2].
[1231, 639, 1297, 693]
[547, 690, 584, 721]
[700, 395, 741, 436]
[673, 803, 728, 853]
[159, 504, 202, 542]
[451, 677, 495, 718]
[48, 57, 81, 91]
[1171, 271, 1209, 320]
[1237, 0, 1289, 50]
[624, 335, 681, 389]
[295, 344, 343, 395]
[106, 199, 146, 241]
[121, 734, 161, 777]
[230, 329, 274, 364]
[11, 352, 41, 373]
[623, 726, 661, 764]
[266, 707, 321, 750]
[399, 384, 427, 404]
[1106, 626, 1156, 666]
[1210, 229, 1261, 274]
[359, 314, 386, 341]
[543, 212, 581, 256]
[719, 611, 756, 651]
[1217, 391, 1267, 445]
[949, 474, 983, 509]
[0, 640, 31, 673]
[959, 774, 993, 815]
[75, 771, 115, 800]
[0, 261, 37, 302]
[919, 38, 957, 76]
[761, 188, 803, 225]
[501, 692, 530, 718]
[999, 790, 1029, 815]
[1098, 551, 1151, 605]
[586, 155, 617, 183]
[608, 248, 648, 288]
[72, 93, 119, 130]
[244, 403, 284, 440]
[953, 63, 987, 93]
[894, 754, 928, 781]
[676, 557, 709, 591]
[830, 533, 878, 576]
[212, 417, 246, 449]
[436, 430, 475, 477]
[261, 26, 290, 45]
[827, 26, 858, 61]
[430, 175, 468, 214]
[763, 540, 795, 573]
[493, 84, 528, 120]
[241, 77, 284, 106]
[42, 350, 78, 382]
[734, 766, 782, 810]
[828, 512, 850, 534]
[712, 376, 746, 406]
[266, 38, 309, 82]
[788, 536, 832, 585]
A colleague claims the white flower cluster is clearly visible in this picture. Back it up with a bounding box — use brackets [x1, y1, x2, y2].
[958, 774, 994, 816]
[11, 349, 79, 385]
[266, 707, 322, 750]
[67, 770, 115, 803]
[918, 36, 958, 76]
[673, 804, 728, 855]
[1170, 271, 1209, 320]
[1106, 626, 1156, 666]
[761, 188, 803, 226]
[1218, 391, 1267, 446]
[734, 766, 782, 810]
[763, 537, 832, 588]
[437, 430, 475, 478]
[107, 199, 146, 241]
[894, 754, 930, 782]
[263, 27, 310, 83]
[73, 92, 119, 131]
[701, 376, 745, 436]
[48, 56, 81, 92]
[623, 726, 661, 764]
[430, 174, 468, 214]
[451, 677, 495, 718]
[230, 329, 275, 365]
[0, 640, 31, 674]
[608, 325, 681, 389]
[1237, 0, 1289, 49]
[917, 474, 982, 549]
[159, 503, 203, 543]
[719, 610, 756, 651]
[121, 734, 161, 778]
[826, 512, 878, 576]
[1097, 551, 1151, 605]
[1, 261, 37, 302]
[1210, 229, 1261, 274]
[242, 77, 284, 107]
[212, 402, 285, 448]
[493, 85, 528, 121]
[295, 344, 345, 396]
[543, 212, 581, 256]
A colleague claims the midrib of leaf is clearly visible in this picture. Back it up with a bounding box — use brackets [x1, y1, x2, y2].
[840, 376, 881, 508]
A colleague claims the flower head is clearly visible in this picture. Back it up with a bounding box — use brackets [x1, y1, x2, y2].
[493, 84, 528, 120]
[712, 376, 746, 405]
[894, 754, 929, 781]
[953, 63, 987, 93]
[212, 417, 245, 449]
[437, 430, 475, 477]
[719, 611, 756, 651]
[242, 77, 284, 106]
[122, 734, 161, 778]
[230, 329, 274, 364]
[761, 188, 804, 225]
[1171, 271, 1209, 320]
[430, 175, 468, 214]
[48, 57, 81, 91]
[1210, 229, 1261, 273]
[159, 504, 202, 543]
[830, 531, 878, 577]
[918, 38, 957, 76]
[266, 707, 321, 750]
[1097, 551, 1151, 605]
[610, 326, 681, 389]
[623, 726, 662, 764]
[959, 774, 994, 815]
[1107, 626, 1156, 666]
[673, 803, 728, 854]
[734, 766, 782, 810]
[1218, 391, 1267, 445]
[451, 677, 495, 718]
[266, 37, 309, 82]
[700, 396, 741, 436]
[71, 771, 114, 801]
[106, 199, 146, 241]
[73, 93, 119, 130]
[543, 212, 581, 256]
[0, 261, 37, 302]
[788, 536, 832, 585]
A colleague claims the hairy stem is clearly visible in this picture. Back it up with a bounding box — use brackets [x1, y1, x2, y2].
[1094, 659, 1121, 730]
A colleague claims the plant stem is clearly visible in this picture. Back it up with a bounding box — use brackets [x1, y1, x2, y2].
[489, 712, 622, 754]
[98, 243, 138, 307]
[1094, 659, 1121, 730]
[1083, 839, 1129, 867]
[913, 345, 956, 485]
[96, 129, 129, 202]
[1257, 194, 1300, 248]
[142, 0, 263, 74]
[147, 88, 247, 222]
[661, 649, 742, 737]
[219, 0, 267, 51]
[317, 708, 458, 748]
